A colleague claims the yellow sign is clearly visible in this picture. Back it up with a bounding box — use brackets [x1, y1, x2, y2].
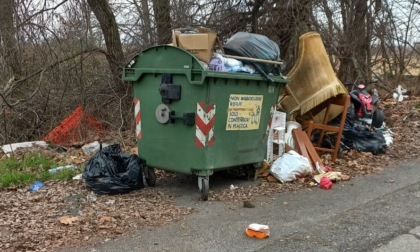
[226, 94, 264, 130]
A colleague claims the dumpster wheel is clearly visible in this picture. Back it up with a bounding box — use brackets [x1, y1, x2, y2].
[144, 166, 156, 187]
[198, 176, 209, 201]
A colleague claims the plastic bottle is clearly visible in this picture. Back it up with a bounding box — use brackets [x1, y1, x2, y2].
[48, 165, 77, 174]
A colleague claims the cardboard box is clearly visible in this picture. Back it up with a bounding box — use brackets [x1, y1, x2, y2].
[172, 27, 217, 63]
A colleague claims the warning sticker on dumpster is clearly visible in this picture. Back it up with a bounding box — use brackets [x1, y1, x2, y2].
[226, 94, 263, 130]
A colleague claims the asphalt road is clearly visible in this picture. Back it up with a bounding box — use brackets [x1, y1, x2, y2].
[59, 159, 420, 252]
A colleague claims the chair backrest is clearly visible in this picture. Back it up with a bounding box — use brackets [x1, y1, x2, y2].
[301, 94, 350, 124]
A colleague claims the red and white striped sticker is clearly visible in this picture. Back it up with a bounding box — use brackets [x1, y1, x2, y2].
[134, 98, 142, 139]
[195, 102, 216, 147]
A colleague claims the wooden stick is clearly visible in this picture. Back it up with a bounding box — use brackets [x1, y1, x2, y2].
[221, 54, 284, 65]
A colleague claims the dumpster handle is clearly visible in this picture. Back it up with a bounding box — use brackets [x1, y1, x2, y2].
[125, 68, 207, 85]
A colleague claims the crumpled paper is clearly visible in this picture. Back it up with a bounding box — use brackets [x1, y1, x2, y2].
[313, 171, 350, 184]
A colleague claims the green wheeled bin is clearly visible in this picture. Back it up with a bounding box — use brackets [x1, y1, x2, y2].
[123, 45, 289, 200]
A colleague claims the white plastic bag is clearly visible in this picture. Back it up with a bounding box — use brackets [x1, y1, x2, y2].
[269, 150, 312, 183]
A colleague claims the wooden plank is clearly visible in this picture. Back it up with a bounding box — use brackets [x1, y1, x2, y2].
[292, 129, 310, 161]
[222, 54, 285, 65]
[298, 129, 325, 169]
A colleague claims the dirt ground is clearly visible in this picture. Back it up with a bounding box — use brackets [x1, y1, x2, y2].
[0, 95, 419, 252]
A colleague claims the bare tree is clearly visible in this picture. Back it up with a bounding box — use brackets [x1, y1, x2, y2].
[86, 0, 124, 85]
[0, 0, 22, 80]
[152, 0, 172, 44]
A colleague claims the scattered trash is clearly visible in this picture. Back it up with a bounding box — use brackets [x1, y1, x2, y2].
[341, 125, 387, 154]
[1, 141, 48, 157]
[49, 164, 77, 174]
[29, 181, 44, 192]
[382, 129, 394, 146]
[315, 162, 326, 174]
[230, 184, 238, 190]
[319, 177, 333, 189]
[243, 200, 255, 208]
[270, 150, 312, 183]
[83, 144, 145, 195]
[87, 191, 97, 202]
[392, 85, 408, 102]
[385, 179, 395, 183]
[59, 216, 79, 225]
[323, 166, 333, 172]
[257, 160, 271, 177]
[82, 141, 110, 155]
[314, 172, 350, 183]
[105, 199, 116, 205]
[72, 173, 83, 180]
[245, 223, 270, 239]
[284, 121, 302, 149]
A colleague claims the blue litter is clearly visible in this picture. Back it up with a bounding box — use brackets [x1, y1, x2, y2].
[29, 181, 44, 192]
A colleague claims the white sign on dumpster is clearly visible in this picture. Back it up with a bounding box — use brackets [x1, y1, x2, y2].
[226, 94, 264, 131]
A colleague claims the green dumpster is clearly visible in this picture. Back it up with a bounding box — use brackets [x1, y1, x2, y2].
[123, 45, 289, 200]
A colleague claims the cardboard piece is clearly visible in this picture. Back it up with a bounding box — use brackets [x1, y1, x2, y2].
[172, 27, 217, 63]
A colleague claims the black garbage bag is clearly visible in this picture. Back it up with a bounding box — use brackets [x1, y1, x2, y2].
[341, 125, 387, 154]
[83, 144, 144, 195]
[223, 32, 283, 77]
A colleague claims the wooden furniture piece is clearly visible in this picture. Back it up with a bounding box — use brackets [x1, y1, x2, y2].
[297, 94, 350, 162]
[292, 128, 324, 169]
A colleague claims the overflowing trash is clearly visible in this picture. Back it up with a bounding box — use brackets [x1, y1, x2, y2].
[210, 53, 256, 73]
[223, 32, 283, 78]
[171, 27, 284, 78]
[149, 28, 401, 194]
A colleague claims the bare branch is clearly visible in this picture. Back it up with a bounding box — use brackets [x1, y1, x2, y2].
[1, 48, 108, 106]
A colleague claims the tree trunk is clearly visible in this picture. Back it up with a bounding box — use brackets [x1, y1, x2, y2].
[141, 0, 153, 46]
[353, 0, 369, 82]
[250, 0, 265, 33]
[337, 0, 369, 83]
[152, 0, 172, 45]
[133, 0, 153, 47]
[86, 0, 124, 85]
[0, 0, 22, 81]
